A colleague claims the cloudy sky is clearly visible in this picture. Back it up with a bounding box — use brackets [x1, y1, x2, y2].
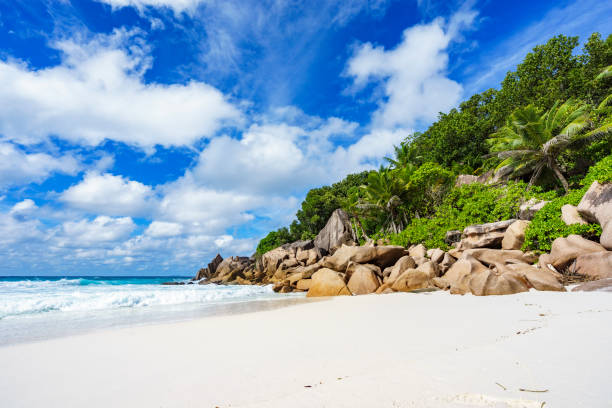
[1, 0, 610, 276]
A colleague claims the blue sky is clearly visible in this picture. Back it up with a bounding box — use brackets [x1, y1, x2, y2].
[0, 0, 610, 276]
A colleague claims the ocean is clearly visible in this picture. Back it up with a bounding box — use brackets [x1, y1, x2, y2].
[0, 276, 304, 346]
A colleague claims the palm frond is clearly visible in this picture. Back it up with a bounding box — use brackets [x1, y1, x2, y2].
[596, 65, 612, 80]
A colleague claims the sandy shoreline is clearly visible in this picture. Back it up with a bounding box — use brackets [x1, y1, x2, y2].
[1, 290, 611, 408]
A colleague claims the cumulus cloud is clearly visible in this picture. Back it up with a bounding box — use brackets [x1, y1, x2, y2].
[346, 8, 477, 129]
[54, 216, 136, 247]
[190, 111, 402, 196]
[60, 172, 155, 217]
[145, 221, 183, 237]
[0, 29, 241, 149]
[0, 143, 80, 189]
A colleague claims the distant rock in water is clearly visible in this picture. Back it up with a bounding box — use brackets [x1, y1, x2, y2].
[161, 281, 185, 285]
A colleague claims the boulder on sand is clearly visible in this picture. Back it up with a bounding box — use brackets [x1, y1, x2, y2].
[347, 267, 381, 295]
[469, 269, 530, 296]
[314, 209, 355, 256]
[390, 269, 433, 292]
[385, 255, 416, 283]
[573, 252, 612, 279]
[306, 268, 352, 297]
[577, 181, 612, 249]
[345, 262, 381, 281]
[572, 278, 612, 292]
[538, 234, 607, 271]
[440, 255, 488, 294]
[498, 263, 564, 292]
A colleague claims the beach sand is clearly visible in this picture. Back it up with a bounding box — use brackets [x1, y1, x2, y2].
[1, 290, 611, 407]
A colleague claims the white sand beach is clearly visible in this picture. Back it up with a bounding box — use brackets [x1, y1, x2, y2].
[1, 290, 611, 408]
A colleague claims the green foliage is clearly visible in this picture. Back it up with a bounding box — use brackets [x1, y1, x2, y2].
[389, 182, 549, 250]
[523, 154, 612, 253]
[405, 162, 455, 217]
[487, 98, 611, 192]
[255, 172, 370, 254]
[522, 190, 601, 253]
[256, 227, 294, 255]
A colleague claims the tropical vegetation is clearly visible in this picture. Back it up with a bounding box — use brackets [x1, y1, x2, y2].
[256, 32, 612, 255]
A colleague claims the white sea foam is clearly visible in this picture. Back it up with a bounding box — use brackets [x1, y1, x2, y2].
[0, 279, 276, 320]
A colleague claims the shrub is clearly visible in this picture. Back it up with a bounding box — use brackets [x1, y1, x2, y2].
[522, 190, 601, 253]
[389, 181, 549, 250]
[523, 154, 611, 253]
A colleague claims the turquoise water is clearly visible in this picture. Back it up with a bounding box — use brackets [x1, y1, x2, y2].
[0, 276, 303, 345]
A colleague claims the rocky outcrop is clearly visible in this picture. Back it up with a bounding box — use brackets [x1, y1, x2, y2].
[539, 234, 607, 271]
[455, 174, 478, 187]
[577, 181, 612, 249]
[572, 252, 612, 279]
[306, 268, 351, 297]
[561, 204, 587, 225]
[457, 219, 517, 250]
[210, 256, 254, 283]
[314, 209, 355, 256]
[321, 244, 406, 272]
[461, 248, 538, 266]
[195, 253, 223, 280]
[501, 220, 530, 250]
[518, 198, 549, 220]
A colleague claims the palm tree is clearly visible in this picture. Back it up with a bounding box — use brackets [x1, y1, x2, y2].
[488, 98, 611, 192]
[361, 168, 410, 234]
[596, 64, 612, 81]
[384, 141, 411, 169]
[341, 189, 369, 242]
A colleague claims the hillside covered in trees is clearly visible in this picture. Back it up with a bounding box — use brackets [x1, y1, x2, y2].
[256, 33, 612, 255]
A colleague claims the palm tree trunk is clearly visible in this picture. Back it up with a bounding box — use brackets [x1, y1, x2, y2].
[354, 216, 368, 241]
[527, 163, 545, 190]
[550, 160, 569, 193]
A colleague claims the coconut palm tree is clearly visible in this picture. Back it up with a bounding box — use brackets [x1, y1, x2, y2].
[596, 64, 612, 81]
[488, 98, 611, 192]
[361, 168, 410, 234]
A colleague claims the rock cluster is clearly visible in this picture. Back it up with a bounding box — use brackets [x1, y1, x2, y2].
[192, 182, 612, 295]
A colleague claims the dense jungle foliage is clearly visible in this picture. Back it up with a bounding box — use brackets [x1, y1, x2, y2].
[256, 33, 612, 255]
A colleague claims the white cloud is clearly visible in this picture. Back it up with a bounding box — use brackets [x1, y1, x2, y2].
[190, 111, 401, 196]
[55, 216, 136, 247]
[0, 29, 241, 149]
[10, 199, 38, 215]
[346, 8, 477, 129]
[145, 221, 183, 237]
[60, 172, 155, 217]
[96, 0, 203, 14]
[0, 143, 80, 189]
